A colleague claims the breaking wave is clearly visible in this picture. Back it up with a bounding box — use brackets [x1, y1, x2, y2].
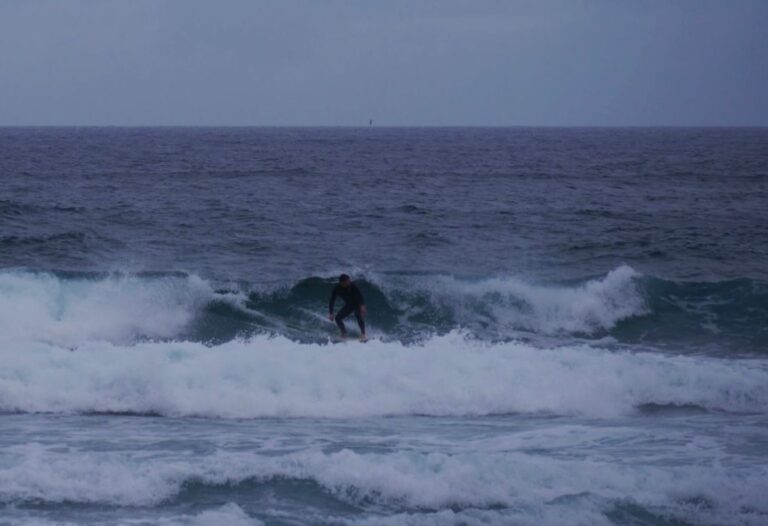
[2, 445, 767, 525]
[1, 333, 766, 418]
[1, 266, 767, 419]
[1, 265, 765, 350]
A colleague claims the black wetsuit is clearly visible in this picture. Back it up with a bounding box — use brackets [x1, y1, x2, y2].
[329, 283, 365, 335]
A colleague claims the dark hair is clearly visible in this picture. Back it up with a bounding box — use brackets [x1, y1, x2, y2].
[338, 273, 350, 283]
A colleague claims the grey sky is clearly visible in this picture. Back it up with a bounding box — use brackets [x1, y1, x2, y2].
[1, 0, 766, 126]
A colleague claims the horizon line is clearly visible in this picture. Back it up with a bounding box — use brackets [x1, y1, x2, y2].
[1, 124, 767, 129]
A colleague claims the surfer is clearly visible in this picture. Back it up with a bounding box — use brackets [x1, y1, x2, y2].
[328, 274, 367, 341]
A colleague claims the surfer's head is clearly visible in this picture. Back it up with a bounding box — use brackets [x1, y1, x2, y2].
[339, 274, 351, 287]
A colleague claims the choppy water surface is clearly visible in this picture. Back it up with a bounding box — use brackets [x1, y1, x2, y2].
[1, 127, 767, 525]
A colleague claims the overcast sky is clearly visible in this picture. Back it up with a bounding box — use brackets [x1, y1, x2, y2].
[0, 0, 766, 126]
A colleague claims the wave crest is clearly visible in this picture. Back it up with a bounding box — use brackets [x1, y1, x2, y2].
[0, 271, 215, 347]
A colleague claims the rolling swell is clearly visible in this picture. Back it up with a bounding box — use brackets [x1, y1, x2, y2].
[0, 267, 766, 351]
[617, 276, 768, 352]
[227, 267, 768, 352]
[225, 267, 647, 343]
[242, 268, 768, 352]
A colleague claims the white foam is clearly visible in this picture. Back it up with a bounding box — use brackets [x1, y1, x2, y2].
[377, 265, 647, 335]
[0, 271, 213, 347]
[342, 508, 614, 526]
[147, 503, 260, 526]
[2, 446, 766, 525]
[0, 265, 647, 352]
[0, 332, 766, 418]
[0, 503, 260, 526]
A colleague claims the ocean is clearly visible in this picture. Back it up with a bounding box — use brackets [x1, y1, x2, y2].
[1, 127, 767, 525]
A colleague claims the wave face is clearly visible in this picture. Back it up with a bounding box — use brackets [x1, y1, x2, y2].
[1, 266, 766, 352]
[1, 267, 767, 419]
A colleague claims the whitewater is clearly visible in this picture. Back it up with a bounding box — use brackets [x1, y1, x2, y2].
[2, 127, 767, 525]
[2, 266, 767, 525]
[1, 266, 765, 419]
[5, 331, 768, 418]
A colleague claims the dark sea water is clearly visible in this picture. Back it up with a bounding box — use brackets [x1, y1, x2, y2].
[1, 127, 767, 525]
